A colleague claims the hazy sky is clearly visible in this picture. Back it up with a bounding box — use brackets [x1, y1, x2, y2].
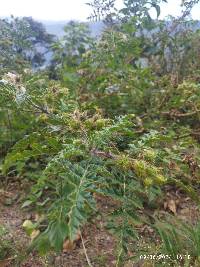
[0, 0, 199, 21]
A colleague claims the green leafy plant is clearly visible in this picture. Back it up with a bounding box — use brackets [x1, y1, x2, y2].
[1, 1, 200, 266]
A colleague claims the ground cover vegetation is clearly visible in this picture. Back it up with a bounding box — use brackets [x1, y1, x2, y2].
[0, 0, 200, 266]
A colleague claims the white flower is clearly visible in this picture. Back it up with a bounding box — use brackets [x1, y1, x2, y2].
[15, 86, 26, 104]
[18, 86, 26, 94]
[121, 33, 128, 41]
[0, 79, 9, 85]
[6, 72, 17, 83]
[4, 72, 20, 85]
[23, 68, 32, 74]
[105, 84, 120, 93]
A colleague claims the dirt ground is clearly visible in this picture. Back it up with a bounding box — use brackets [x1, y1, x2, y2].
[0, 178, 117, 267]
[0, 179, 199, 267]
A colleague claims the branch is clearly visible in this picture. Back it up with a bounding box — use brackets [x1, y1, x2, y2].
[26, 97, 50, 114]
[80, 232, 93, 267]
[161, 110, 200, 118]
[90, 148, 117, 159]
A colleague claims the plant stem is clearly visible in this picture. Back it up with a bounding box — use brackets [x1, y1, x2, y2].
[80, 232, 93, 267]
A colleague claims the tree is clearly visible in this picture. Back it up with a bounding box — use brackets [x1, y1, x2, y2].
[87, 0, 167, 24]
[0, 16, 55, 74]
[49, 21, 94, 81]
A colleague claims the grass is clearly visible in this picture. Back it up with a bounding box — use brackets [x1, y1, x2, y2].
[0, 223, 26, 266]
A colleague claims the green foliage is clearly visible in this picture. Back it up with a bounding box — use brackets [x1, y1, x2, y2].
[0, 82, 167, 255]
[154, 218, 200, 265]
[1, 0, 200, 265]
[0, 16, 54, 74]
[88, 0, 167, 24]
[0, 224, 24, 265]
[50, 21, 94, 83]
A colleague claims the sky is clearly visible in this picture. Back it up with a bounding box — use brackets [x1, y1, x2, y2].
[0, 0, 199, 21]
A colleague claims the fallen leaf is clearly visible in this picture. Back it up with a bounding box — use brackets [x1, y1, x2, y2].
[62, 230, 81, 252]
[167, 199, 177, 214]
[74, 230, 81, 242]
[30, 229, 40, 241]
[22, 220, 35, 235]
[63, 240, 75, 252]
[164, 201, 168, 210]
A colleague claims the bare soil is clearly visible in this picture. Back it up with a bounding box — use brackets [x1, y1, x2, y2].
[0, 180, 199, 267]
